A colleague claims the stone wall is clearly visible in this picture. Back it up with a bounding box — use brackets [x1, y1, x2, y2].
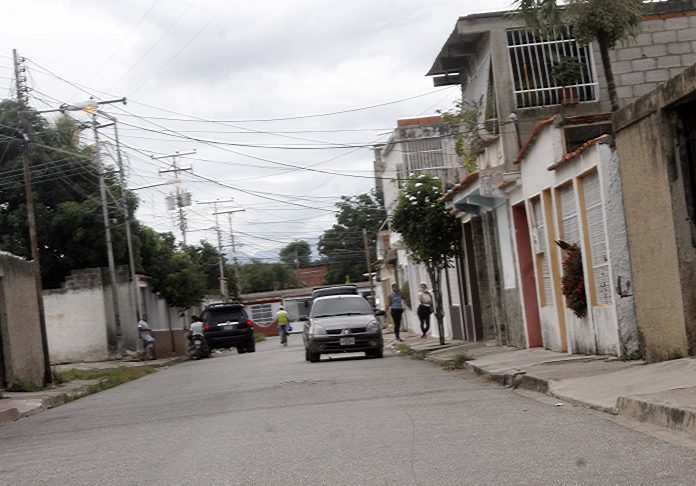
[0, 254, 45, 387]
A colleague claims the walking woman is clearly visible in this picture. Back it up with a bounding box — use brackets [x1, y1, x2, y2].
[387, 283, 405, 342]
[417, 282, 433, 339]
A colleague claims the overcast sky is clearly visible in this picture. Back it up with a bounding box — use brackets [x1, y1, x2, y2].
[3, 0, 513, 260]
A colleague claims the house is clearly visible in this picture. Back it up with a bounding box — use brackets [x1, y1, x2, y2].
[613, 63, 696, 362]
[373, 116, 464, 339]
[431, 1, 696, 355]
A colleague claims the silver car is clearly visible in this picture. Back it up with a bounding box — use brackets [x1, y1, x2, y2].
[302, 295, 385, 362]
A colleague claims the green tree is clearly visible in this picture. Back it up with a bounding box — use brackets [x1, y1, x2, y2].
[279, 240, 312, 268]
[184, 241, 237, 298]
[239, 260, 300, 293]
[391, 174, 461, 345]
[514, 0, 644, 112]
[318, 190, 386, 284]
[0, 101, 132, 288]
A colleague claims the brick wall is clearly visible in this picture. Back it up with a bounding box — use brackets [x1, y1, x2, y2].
[610, 13, 696, 104]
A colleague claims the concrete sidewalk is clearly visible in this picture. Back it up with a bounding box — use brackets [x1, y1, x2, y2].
[387, 333, 696, 436]
[0, 356, 187, 426]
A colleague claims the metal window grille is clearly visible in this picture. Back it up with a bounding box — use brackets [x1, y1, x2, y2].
[249, 304, 274, 326]
[398, 137, 459, 183]
[583, 171, 612, 306]
[507, 26, 599, 109]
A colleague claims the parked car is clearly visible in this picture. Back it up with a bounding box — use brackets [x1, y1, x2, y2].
[302, 294, 385, 363]
[200, 303, 255, 354]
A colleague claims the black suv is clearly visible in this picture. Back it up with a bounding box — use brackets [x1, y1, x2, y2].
[201, 303, 255, 353]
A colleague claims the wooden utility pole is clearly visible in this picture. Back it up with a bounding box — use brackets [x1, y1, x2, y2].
[13, 49, 52, 385]
[363, 228, 375, 307]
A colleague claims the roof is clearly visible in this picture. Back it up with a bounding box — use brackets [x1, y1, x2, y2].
[547, 134, 612, 171]
[441, 171, 480, 203]
[513, 116, 557, 165]
[397, 115, 443, 127]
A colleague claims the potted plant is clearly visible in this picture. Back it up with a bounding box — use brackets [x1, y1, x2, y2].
[551, 57, 583, 106]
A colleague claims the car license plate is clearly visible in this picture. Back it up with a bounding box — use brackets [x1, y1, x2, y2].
[340, 337, 355, 346]
[223, 325, 233, 330]
[194, 340, 201, 345]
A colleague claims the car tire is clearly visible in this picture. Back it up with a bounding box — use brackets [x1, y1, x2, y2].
[309, 352, 320, 363]
[247, 340, 256, 353]
[237, 347, 247, 354]
[305, 348, 311, 362]
[366, 349, 384, 359]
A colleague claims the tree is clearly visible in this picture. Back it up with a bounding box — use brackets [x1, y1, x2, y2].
[0, 101, 132, 288]
[239, 260, 300, 293]
[318, 191, 386, 284]
[514, 0, 644, 112]
[184, 241, 237, 298]
[279, 240, 311, 268]
[391, 174, 461, 345]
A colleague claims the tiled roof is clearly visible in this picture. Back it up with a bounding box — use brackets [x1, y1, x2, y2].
[512, 116, 557, 165]
[547, 134, 612, 171]
[441, 171, 480, 202]
[397, 116, 442, 127]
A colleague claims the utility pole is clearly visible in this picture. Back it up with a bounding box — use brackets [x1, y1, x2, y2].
[217, 208, 245, 299]
[198, 198, 234, 301]
[154, 150, 195, 246]
[92, 117, 126, 356]
[363, 228, 375, 308]
[13, 49, 52, 385]
[105, 113, 142, 321]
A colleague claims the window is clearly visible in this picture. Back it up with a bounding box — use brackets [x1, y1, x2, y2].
[581, 171, 612, 306]
[507, 26, 598, 109]
[249, 304, 274, 326]
[558, 183, 580, 245]
[531, 197, 553, 306]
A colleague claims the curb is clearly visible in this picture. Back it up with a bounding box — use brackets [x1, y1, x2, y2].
[0, 407, 20, 425]
[617, 395, 696, 434]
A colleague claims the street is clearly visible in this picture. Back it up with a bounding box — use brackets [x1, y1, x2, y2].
[2, 338, 696, 486]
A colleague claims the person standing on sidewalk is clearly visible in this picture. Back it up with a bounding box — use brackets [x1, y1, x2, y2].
[387, 283, 405, 342]
[274, 306, 290, 347]
[417, 282, 433, 339]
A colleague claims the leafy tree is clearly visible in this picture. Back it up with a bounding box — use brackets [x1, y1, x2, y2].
[318, 190, 386, 284]
[279, 240, 312, 268]
[514, 0, 644, 112]
[135, 226, 207, 309]
[184, 240, 237, 298]
[0, 101, 131, 288]
[239, 260, 300, 293]
[391, 174, 461, 345]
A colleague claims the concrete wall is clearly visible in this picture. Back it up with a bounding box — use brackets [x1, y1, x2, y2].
[0, 254, 45, 388]
[44, 285, 109, 364]
[614, 63, 696, 362]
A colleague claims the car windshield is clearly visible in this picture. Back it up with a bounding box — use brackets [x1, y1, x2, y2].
[311, 297, 372, 318]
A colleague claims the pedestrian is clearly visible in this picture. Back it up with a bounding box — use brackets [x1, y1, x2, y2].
[137, 314, 155, 360]
[417, 282, 433, 339]
[274, 306, 290, 347]
[386, 283, 405, 342]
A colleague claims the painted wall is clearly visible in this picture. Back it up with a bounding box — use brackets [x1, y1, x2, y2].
[613, 63, 696, 361]
[44, 286, 109, 364]
[0, 254, 45, 387]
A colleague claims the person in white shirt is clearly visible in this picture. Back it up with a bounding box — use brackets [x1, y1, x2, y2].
[417, 282, 433, 339]
[137, 314, 155, 360]
[189, 315, 204, 336]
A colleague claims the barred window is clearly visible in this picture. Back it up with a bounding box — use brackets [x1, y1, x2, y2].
[249, 304, 274, 326]
[507, 26, 598, 109]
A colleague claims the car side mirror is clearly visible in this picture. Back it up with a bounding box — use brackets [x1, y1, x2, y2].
[374, 309, 385, 317]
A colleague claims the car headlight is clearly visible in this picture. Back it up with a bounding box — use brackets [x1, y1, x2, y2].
[310, 324, 327, 336]
[366, 320, 380, 333]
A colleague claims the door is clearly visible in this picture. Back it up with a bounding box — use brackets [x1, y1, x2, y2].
[0, 278, 6, 387]
[513, 203, 543, 347]
[463, 222, 484, 341]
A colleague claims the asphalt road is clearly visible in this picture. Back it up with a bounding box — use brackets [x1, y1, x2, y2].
[2, 337, 696, 486]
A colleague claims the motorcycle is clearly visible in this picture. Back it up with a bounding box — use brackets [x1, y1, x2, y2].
[188, 333, 211, 360]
